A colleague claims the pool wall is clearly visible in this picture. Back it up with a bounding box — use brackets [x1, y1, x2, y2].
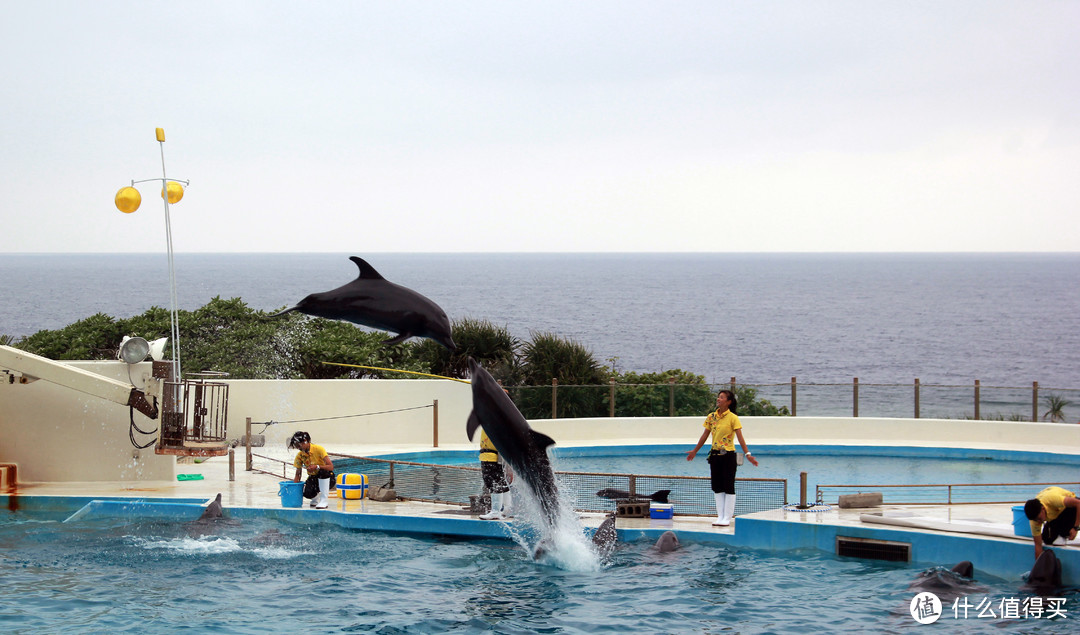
[3, 362, 1078, 484]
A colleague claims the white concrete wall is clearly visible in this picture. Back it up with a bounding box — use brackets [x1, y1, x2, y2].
[4, 364, 1077, 484]
[0, 360, 174, 483]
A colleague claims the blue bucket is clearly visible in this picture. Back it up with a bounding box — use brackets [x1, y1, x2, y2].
[1012, 505, 1032, 537]
[278, 481, 304, 508]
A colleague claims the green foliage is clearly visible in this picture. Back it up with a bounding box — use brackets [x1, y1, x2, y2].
[19, 313, 125, 360]
[732, 384, 792, 417]
[1042, 393, 1072, 423]
[516, 331, 606, 419]
[607, 369, 714, 417]
[414, 318, 520, 380]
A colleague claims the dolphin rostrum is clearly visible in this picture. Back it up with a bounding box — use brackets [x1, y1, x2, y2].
[465, 358, 560, 526]
[274, 256, 457, 350]
[596, 488, 671, 504]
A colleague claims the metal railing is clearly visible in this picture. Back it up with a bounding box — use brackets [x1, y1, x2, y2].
[816, 481, 1080, 505]
[250, 452, 788, 517]
[507, 378, 1080, 421]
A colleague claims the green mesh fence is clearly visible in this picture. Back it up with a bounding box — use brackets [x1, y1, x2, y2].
[320, 455, 787, 516]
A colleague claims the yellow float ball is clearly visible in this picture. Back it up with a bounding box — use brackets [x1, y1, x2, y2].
[115, 186, 142, 214]
[161, 181, 184, 204]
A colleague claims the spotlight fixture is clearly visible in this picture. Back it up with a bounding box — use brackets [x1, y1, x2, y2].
[118, 336, 151, 364]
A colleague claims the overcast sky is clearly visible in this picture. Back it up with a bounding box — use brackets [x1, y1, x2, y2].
[1, 1, 1076, 253]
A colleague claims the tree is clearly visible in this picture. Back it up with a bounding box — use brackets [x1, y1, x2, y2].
[607, 369, 714, 417]
[516, 331, 606, 419]
[413, 318, 520, 380]
[1042, 393, 1072, 423]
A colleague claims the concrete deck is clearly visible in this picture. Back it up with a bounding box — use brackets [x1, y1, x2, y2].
[5, 446, 1075, 587]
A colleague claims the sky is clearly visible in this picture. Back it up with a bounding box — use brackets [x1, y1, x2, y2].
[1, 1, 1077, 254]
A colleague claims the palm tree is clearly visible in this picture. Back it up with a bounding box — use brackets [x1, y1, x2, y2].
[1042, 393, 1072, 423]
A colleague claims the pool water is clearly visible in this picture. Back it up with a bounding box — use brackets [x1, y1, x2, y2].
[1, 512, 1074, 633]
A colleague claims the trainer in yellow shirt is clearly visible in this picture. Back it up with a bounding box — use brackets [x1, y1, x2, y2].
[1024, 486, 1080, 560]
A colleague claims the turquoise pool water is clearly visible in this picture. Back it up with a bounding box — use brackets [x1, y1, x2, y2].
[384, 446, 1080, 494]
[1, 512, 1073, 633]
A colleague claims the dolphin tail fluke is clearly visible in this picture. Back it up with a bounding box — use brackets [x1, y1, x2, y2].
[650, 490, 672, 504]
[466, 412, 482, 441]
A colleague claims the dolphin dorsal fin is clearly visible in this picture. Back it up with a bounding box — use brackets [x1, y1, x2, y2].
[531, 430, 556, 449]
[349, 256, 385, 280]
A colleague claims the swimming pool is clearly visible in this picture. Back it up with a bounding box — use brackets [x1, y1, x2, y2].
[2, 512, 1072, 633]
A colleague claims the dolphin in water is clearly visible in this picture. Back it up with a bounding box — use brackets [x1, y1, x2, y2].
[908, 561, 983, 602]
[196, 493, 224, 522]
[654, 531, 680, 553]
[465, 358, 560, 527]
[591, 514, 617, 558]
[274, 256, 457, 350]
[1023, 550, 1062, 594]
[596, 488, 671, 504]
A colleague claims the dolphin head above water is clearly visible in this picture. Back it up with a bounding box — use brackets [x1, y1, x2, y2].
[654, 531, 680, 553]
[465, 357, 559, 526]
[274, 256, 457, 351]
[197, 493, 224, 522]
[1025, 550, 1063, 594]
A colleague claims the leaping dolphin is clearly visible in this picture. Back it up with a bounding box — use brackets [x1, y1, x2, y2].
[465, 358, 560, 527]
[274, 256, 457, 350]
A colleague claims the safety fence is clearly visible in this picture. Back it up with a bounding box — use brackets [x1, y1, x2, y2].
[506, 378, 1080, 422]
[816, 481, 1080, 505]
[250, 452, 788, 517]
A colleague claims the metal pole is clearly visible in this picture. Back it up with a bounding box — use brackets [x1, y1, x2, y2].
[245, 417, 252, 471]
[914, 378, 920, 419]
[974, 380, 981, 421]
[799, 471, 808, 508]
[1033, 381, 1039, 422]
[552, 378, 558, 419]
[157, 130, 182, 388]
[853, 377, 859, 417]
[791, 377, 797, 417]
[433, 399, 439, 448]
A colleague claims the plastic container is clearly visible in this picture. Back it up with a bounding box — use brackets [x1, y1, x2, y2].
[278, 481, 304, 508]
[1012, 505, 1033, 537]
[650, 503, 674, 519]
[337, 473, 368, 500]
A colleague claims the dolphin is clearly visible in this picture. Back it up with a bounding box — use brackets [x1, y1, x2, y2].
[591, 514, 617, 558]
[465, 358, 560, 527]
[596, 488, 671, 504]
[196, 493, 224, 522]
[1023, 550, 1062, 594]
[654, 531, 680, 552]
[908, 561, 983, 602]
[273, 256, 457, 350]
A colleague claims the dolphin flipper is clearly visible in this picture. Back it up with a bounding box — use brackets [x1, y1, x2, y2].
[531, 430, 556, 450]
[466, 412, 482, 441]
[382, 332, 413, 347]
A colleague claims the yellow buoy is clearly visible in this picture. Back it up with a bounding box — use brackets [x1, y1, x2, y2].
[115, 186, 142, 213]
[161, 181, 184, 204]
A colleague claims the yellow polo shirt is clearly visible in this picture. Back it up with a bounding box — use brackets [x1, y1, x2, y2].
[1029, 486, 1076, 537]
[293, 443, 329, 475]
[704, 410, 742, 452]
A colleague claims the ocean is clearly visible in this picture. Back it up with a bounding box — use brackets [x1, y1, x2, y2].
[2, 252, 1078, 417]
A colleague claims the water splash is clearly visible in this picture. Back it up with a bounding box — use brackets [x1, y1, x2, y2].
[501, 476, 603, 572]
